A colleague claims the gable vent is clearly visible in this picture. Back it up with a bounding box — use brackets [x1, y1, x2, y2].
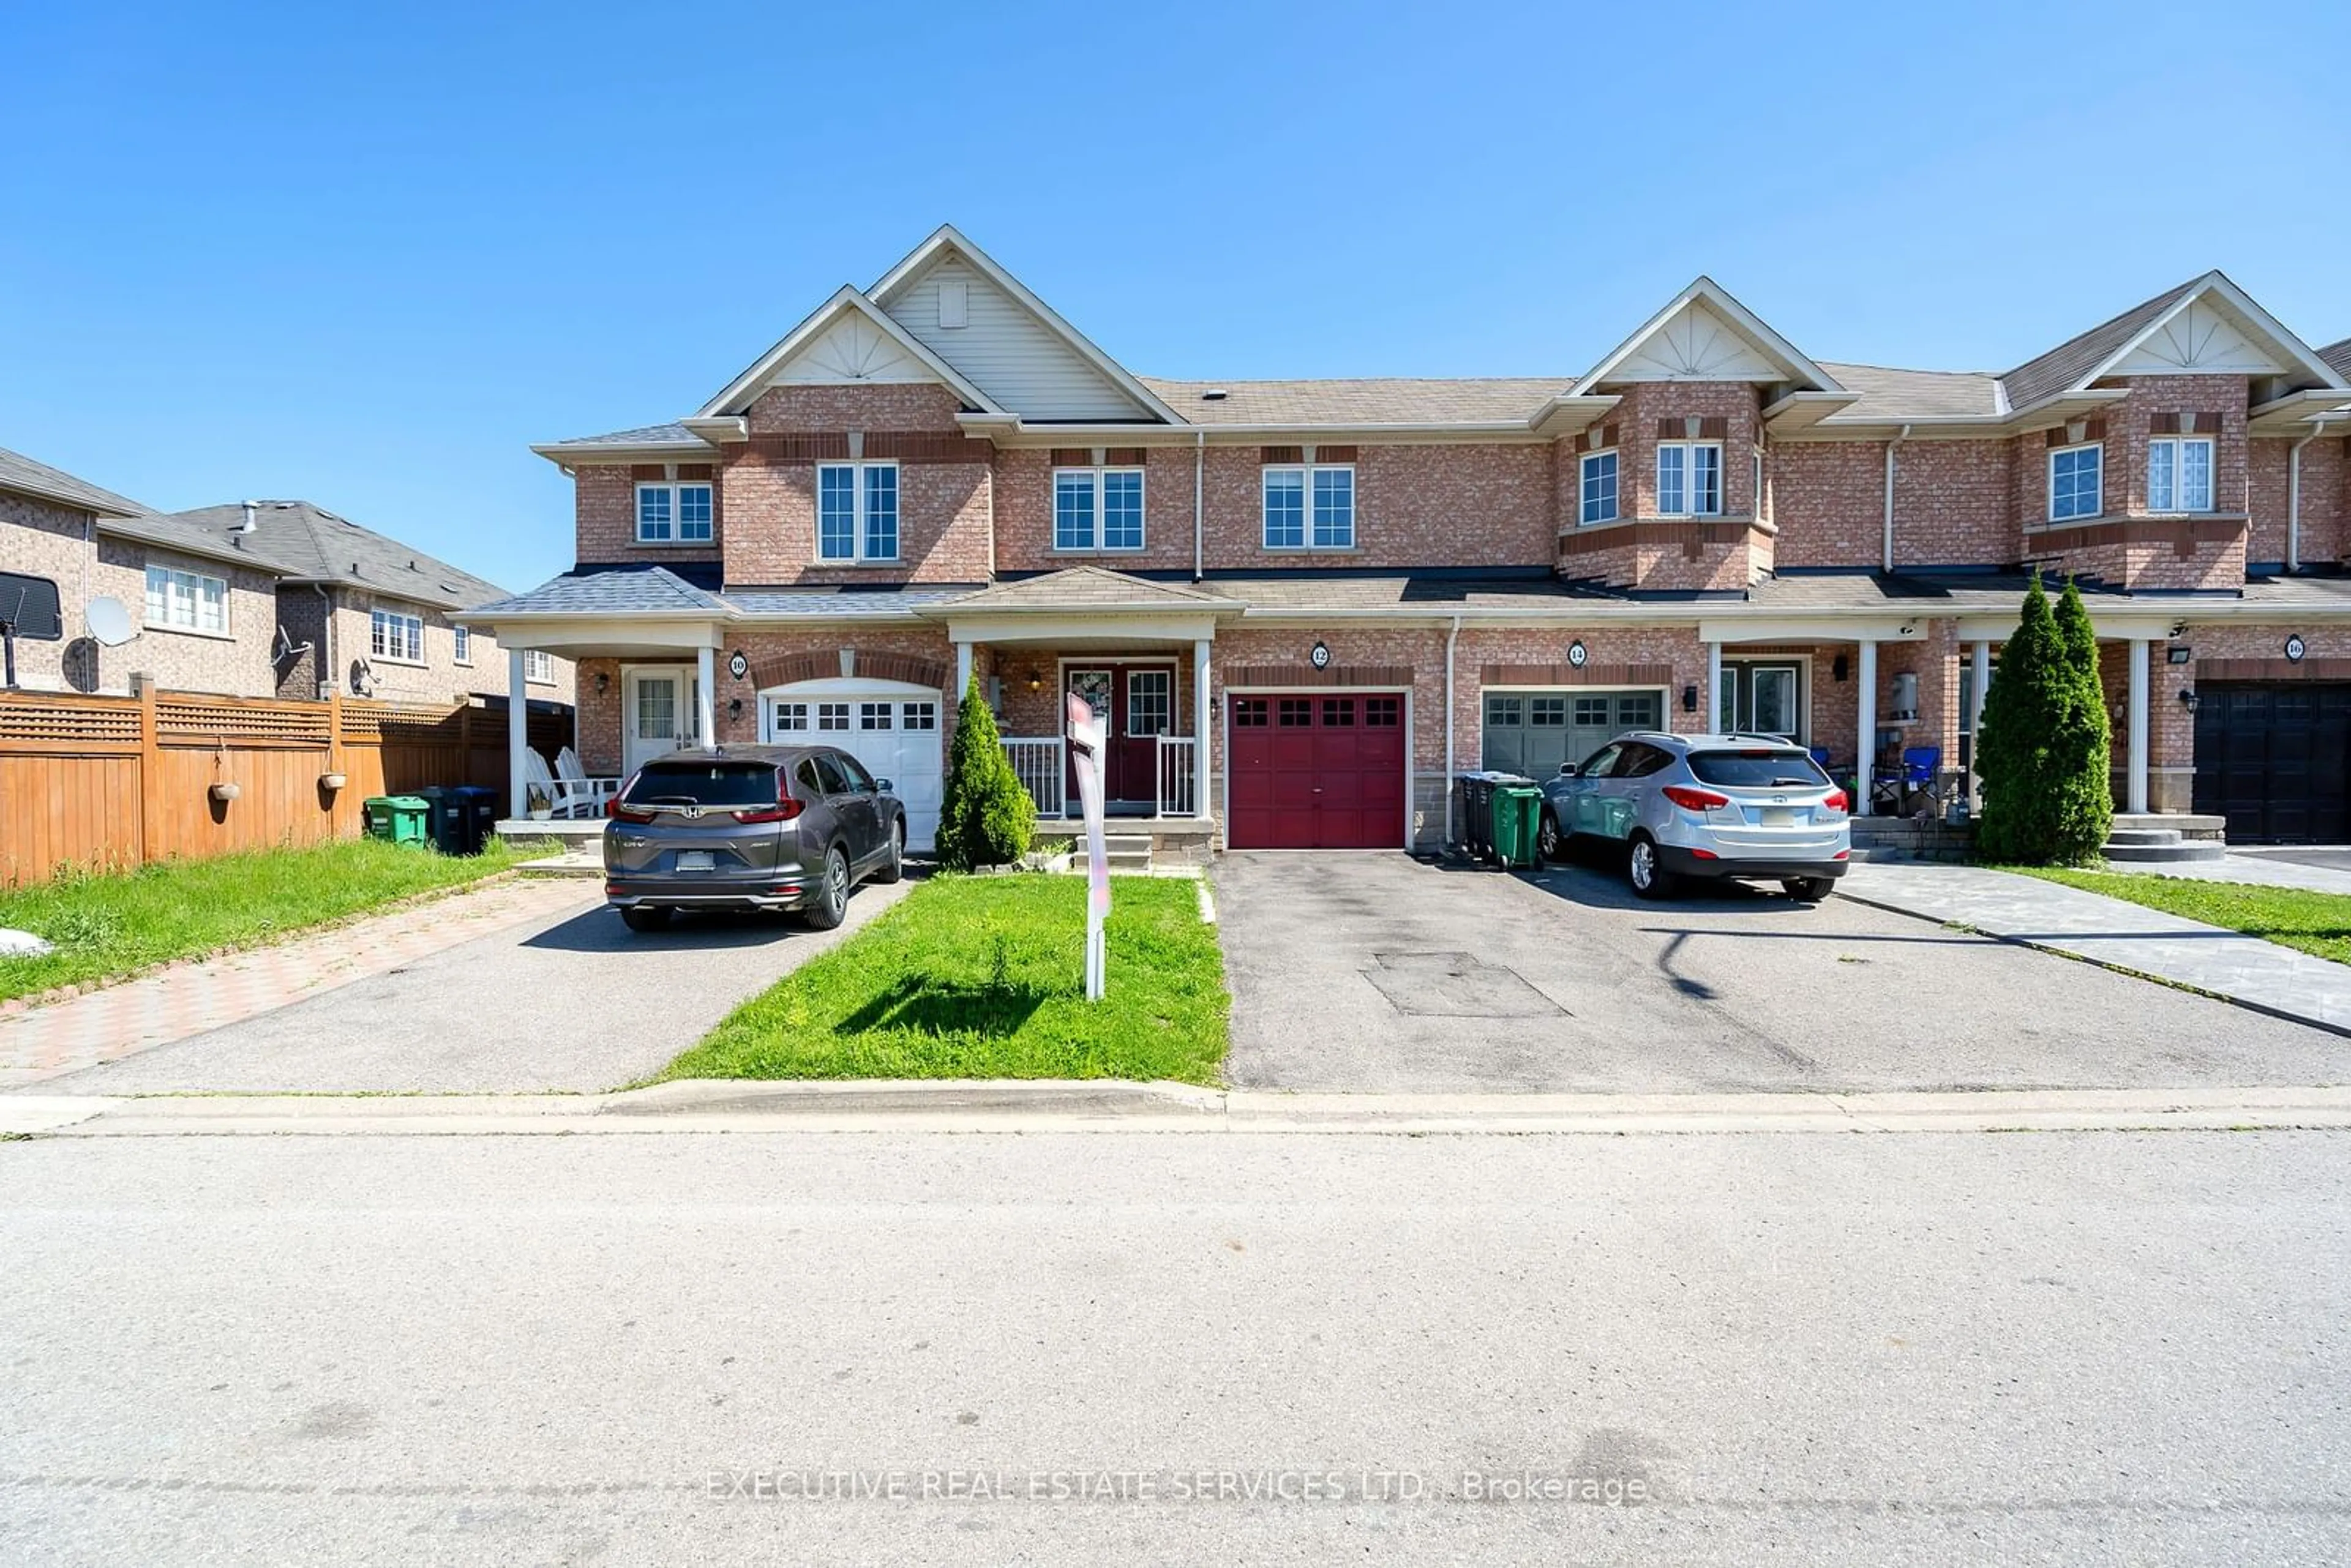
[937, 279, 968, 329]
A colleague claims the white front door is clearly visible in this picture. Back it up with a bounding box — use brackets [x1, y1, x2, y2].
[763, 681, 945, 852]
[623, 669, 700, 775]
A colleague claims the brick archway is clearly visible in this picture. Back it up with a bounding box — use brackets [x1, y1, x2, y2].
[745, 649, 952, 693]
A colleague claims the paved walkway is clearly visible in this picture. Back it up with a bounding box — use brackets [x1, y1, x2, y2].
[1840, 861, 2351, 1037]
[0, 879, 594, 1089]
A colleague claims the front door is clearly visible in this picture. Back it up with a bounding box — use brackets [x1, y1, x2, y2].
[623, 669, 700, 776]
[1065, 663, 1174, 812]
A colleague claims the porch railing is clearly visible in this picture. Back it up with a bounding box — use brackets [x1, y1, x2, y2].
[1156, 735, 1199, 817]
[1001, 737, 1065, 816]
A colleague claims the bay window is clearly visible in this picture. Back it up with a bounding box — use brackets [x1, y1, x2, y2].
[1580, 449, 1619, 525]
[2147, 435, 2212, 513]
[2049, 443, 2103, 522]
[1655, 441, 1722, 517]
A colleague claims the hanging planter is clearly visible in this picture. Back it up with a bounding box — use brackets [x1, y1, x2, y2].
[208, 738, 240, 805]
[319, 771, 348, 792]
[209, 781, 242, 803]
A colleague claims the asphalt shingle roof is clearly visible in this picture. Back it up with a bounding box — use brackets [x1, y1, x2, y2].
[2320, 338, 2351, 380]
[1136, 377, 1569, 426]
[158, 501, 510, 610]
[949, 565, 1234, 610]
[99, 511, 291, 575]
[1210, 574, 1628, 611]
[1814, 363, 2004, 422]
[0, 445, 146, 517]
[467, 566, 729, 617]
[1998, 277, 2200, 411]
[540, 422, 710, 451]
[722, 586, 973, 617]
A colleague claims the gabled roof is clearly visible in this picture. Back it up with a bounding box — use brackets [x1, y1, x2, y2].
[2321, 338, 2351, 381]
[698, 285, 1003, 419]
[1572, 277, 1841, 396]
[99, 511, 292, 575]
[463, 565, 730, 618]
[160, 501, 509, 610]
[868, 225, 1182, 425]
[938, 565, 1236, 613]
[0, 445, 146, 517]
[1138, 377, 1571, 426]
[2001, 271, 2347, 410]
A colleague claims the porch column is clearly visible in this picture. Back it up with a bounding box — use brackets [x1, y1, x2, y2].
[506, 645, 528, 819]
[1191, 637, 1212, 819]
[954, 638, 973, 700]
[696, 645, 716, 749]
[2126, 636, 2150, 815]
[1855, 639, 1878, 816]
[1970, 639, 1992, 804]
[1704, 639, 1723, 732]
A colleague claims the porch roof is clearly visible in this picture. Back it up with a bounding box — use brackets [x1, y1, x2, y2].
[932, 565, 1242, 615]
[462, 564, 730, 618]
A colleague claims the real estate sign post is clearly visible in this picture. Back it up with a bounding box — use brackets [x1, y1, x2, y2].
[1065, 689, 1111, 1000]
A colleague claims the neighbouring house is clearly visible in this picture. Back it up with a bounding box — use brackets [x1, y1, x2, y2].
[1, 446, 285, 697]
[153, 501, 577, 710]
[464, 226, 2351, 849]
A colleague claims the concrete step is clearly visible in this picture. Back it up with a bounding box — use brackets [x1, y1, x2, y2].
[2113, 812, 2227, 842]
[2101, 840, 2227, 864]
[2106, 828, 2183, 847]
[1102, 834, 1152, 852]
[1105, 851, 1153, 871]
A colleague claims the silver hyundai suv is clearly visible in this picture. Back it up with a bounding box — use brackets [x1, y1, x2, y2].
[604, 745, 905, 932]
[1537, 732, 1850, 901]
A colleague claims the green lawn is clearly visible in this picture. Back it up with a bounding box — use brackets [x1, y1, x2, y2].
[652, 874, 1229, 1084]
[2015, 868, 2351, 967]
[0, 838, 529, 1002]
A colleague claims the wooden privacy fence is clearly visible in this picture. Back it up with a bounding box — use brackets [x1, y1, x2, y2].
[0, 682, 572, 887]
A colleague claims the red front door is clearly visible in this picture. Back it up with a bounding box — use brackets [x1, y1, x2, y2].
[1066, 664, 1176, 812]
[1226, 691, 1408, 849]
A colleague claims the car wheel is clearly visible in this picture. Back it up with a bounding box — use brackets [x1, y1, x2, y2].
[1536, 810, 1563, 863]
[1627, 835, 1675, 901]
[875, 822, 905, 884]
[1782, 877, 1835, 903]
[620, 906, 672, 933]
[801, 846, 850, 930]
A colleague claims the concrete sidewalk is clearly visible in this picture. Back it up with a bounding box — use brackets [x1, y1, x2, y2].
[1839, 861, 2351, 1036]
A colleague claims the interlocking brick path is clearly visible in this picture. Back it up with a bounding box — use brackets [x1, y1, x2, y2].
[0, 879, 595, 1089]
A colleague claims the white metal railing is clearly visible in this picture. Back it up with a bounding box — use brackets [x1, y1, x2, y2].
[1156, 735, 1199, 817]
[1001, 737, 1065, 816]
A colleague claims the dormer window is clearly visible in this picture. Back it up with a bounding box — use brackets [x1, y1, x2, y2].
[2049, 442, 2103, 522]
[2147, 435, 2213, 514]
[1655, 441, 1722, 517]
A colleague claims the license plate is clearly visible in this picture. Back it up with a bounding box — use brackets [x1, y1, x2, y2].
[1760, 808, 1796, 827]
[675, 850, 714, 872]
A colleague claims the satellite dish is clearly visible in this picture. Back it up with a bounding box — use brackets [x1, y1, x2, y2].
[86, 596, 136, 647]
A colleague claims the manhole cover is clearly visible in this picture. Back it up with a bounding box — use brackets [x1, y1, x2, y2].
[1361, 951, 1564, 1018]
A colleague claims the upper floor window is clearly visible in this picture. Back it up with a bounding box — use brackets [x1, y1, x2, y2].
[144, 565, 227, 634]
[2147, 435, 2213, 514]
[453, 625, 472, 665]
[1263, 465, 1354, 549]
[523, 649, 553, 685]
[817, 462, 899, 563]
[1580, 450, 1619, 526]
[370, 607, 423, 664]
[1053, 467, 1146, 552]
[1655, 442, 1722, 517]
[2050, 443, 2102, 522]
[636, 482, 714, 544]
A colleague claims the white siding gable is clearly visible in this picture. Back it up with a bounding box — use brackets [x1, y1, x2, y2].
[770, 311, 940, 386]
[1605, 298, 1788, 383]
[883, 257, 1151, 420]
[2112, 296, 2288, 378]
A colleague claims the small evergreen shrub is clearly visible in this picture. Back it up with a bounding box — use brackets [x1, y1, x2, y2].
[1976, 574, 2113, 865]
[937, 675, 1035, 872]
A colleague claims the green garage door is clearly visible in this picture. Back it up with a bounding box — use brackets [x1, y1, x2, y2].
[1484, 689, 1663, 778]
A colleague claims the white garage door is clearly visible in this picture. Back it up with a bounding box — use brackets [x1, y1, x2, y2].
[762, 680, 945, 852]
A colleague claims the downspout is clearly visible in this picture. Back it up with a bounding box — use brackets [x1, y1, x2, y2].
[2287, 418, 2331, 573]
[1442, 613, 1462, 845]
[1193, 428, 1205, 582]
[312, 584, 335, 697]
[1881, 424, 1910, 574]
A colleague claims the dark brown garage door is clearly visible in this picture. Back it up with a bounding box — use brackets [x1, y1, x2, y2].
[1226, 692, 1409, 849]
[2192, 682, 2351, 844]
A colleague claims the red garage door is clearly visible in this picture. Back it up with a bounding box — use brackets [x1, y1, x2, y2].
[1227, 692, 1408, 849]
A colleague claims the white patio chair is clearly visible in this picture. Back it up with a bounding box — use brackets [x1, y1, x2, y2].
[520, 747, 604, 820]
[556, 746, 622, 815]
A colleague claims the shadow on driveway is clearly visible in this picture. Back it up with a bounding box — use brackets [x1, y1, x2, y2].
[520, 904, 814, 954]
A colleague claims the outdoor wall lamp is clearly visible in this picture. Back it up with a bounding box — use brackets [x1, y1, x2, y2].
[1832, 655, 1849, 683]
[2178, 687, 2199, 712]
[1026, 669, 1044, 692]
[1681, 684, 1698, 713]
[727, 697, 743, 719]
[594, 671, 609, 694]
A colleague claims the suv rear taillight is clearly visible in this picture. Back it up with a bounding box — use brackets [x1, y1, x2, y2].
[1661, 784, 1731, 812]
[732, 797, 805, 825]
[610, 801, 656, 824]
[1820, 789, 1850, 814]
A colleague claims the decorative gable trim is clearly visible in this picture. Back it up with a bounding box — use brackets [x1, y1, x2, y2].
[2095, 273, 2347, 394]
[1573, 277, 1842, 397]
[698, 287, 1004, 419]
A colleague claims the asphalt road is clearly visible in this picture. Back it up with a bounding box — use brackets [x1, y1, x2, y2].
[26, 879, 911, 1095]
[1215, 850, 2351, 1093]
[3, 1128, 2347, 1565]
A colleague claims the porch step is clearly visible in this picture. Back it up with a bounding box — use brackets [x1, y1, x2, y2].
[2105, 828, 2183, 847]
[2102, 839, 2227, 864]
[1106, 850, 1154, 872]
[2112, 812, 2227, 842]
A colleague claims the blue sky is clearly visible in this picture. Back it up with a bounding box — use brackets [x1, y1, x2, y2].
[4, 1, 2344, 594]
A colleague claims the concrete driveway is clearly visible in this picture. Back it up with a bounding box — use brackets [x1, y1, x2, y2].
[24, 880, 912, 1096]
[1214, 851, 2348, 1093]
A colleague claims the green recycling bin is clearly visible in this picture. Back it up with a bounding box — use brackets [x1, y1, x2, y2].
[1491, 783, 1545, 870]
[362, 795, 431, 847]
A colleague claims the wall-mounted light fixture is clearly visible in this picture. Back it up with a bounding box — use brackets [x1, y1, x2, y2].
[2178, 687, 2199, 712]
[1681, 684, 1698, 713]
[1832, 655, 1849, 683]
[727, 697, 743, 719]
[2165, 646, 2192, 666]
[594, 670, 609, 695]
[1026, 669, 1044, 693]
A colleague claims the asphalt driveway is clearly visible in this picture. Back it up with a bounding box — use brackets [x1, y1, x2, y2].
[27, 879, 912, 1095]
[1214, 851, 2348, 1093]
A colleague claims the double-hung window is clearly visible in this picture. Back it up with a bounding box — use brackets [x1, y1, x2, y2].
[1262, 465, 1354, 549]
[1052, 467, 1146, 552]
[523, 649, 553, 685]
[452, 625, 472, 665]
[143, 565, 228, 634]
[635, 481, 714, 544]
[1655, 442, 1722, 517]
[2147, 435, 2213, 514]
[1580, 449, 1619, 525]
[370, 607, 424, 663]
[816, 462, 899, 563]
[2049, 443, 2102, 522]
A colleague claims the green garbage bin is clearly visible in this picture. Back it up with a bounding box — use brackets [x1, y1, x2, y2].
[1491, 783, 1545, 870]
[362, 795, 430, 847]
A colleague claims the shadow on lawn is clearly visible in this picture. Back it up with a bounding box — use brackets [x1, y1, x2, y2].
[837, 973, 1054, 1037]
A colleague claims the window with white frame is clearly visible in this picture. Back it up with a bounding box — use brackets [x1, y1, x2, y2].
[1580, 449, 1619, 525]
[635, 481, 714, 544]
[816, 462, 898, 562]
[1052, 466, 1145, 552]
[452, 625, 472, 665]
[2147, 435, 2213, 514]
[2049, 443, 2103, 521]
[1655, 442, 1722, 517]
[143, 565, 227, 634]
[523, 649, 553, 685]
[370, 607, 423, 663]
[1262, 465, 1354, 549]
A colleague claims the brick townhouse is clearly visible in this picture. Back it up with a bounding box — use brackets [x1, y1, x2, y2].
[467, 226, 2351, 850]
